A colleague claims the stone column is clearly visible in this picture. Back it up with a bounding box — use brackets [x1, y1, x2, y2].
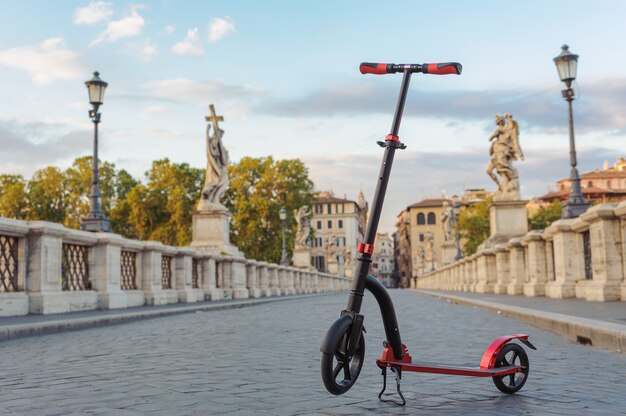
[474, 249, 496, 293]
[142, 241, 169, 305]
[616, 201, 626, 301]
[246, 260, 262, 298]
[571, 216, 592, 299]
[544, 219, 579, 298]
[268, 265, 281, 296]
[92, 232, 127, 309]
[175, 248, 203, 303]
[576, 204, 622, 301]
[311, 271, 320, 293]
[493, 243, 511, 294]
[292, 268, 301, 294]
[27, 222, 98, 314]
[506, 237, 525, 295]
[522, 231, 548, 297]
[256, 261, 272, 297]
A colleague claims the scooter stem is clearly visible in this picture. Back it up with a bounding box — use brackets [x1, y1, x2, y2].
[347, 70, 412, 313]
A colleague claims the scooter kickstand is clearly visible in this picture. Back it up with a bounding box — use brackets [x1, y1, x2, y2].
[378, 366, 406, 406]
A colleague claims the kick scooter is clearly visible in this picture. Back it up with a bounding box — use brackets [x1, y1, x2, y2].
[320, 61, 536, 406]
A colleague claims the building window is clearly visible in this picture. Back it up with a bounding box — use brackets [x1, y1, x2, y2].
[314, 237, 323, 247]
[314, 256, 325, 271]
[607, 180, 612, 189]
[328, 220, 332, 228]
[427, 212, 436, 225]
[419, 233, 424, 242]
[317, 220, 322, 230]
[327, 203, 332, 214]
[337, 204, 344, 213]
[315, 204, 322, 214]
[587, 181, 593, 188]
[417, 213, 425, 225]
[337, 237, 345, 246]
[338, 220, 343, 229]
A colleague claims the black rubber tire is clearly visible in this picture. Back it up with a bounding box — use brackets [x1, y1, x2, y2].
[492, 343, 529, 394]
[320, 325, 365, 395]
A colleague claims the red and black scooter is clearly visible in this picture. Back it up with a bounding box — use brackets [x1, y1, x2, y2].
[320, 62, 536, 406]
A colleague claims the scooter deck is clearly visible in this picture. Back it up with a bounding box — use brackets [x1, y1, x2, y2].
[376, 359, 521, 377]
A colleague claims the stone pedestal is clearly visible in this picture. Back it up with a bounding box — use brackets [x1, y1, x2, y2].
[441, 241, 458, 265]
[482, 201, 529, 249]
[293, 246, 312, 269]
[191, 208, 244, 258]
[327, 257, 339, 275]
[522, 231, 547, 297]
[544, 219, 578, 298]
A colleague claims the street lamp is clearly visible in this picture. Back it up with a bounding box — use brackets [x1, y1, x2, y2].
[553, 45, 589, 218]
[279, 207, 288, 265]
[81, 71, 111, 232]
[452, 198, 463, 261]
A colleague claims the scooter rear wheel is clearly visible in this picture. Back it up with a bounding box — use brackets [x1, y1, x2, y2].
[321, 325, 365, 395]
[492, 343, 529, 394]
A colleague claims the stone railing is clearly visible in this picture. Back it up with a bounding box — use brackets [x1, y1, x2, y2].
[0, 218, 349, 317]
[417, 201, 626, 302]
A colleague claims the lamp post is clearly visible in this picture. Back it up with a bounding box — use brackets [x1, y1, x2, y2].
[279, 207, 288, 265]
[452, 198, 463, 261]
[553, 45, 589, 218]
[80, 71, 111, 233]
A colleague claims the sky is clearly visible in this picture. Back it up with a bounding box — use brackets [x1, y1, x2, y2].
[1, 0, 625, 234]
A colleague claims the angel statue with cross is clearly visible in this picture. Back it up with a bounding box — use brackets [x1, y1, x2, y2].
[198, 104, 230, 210]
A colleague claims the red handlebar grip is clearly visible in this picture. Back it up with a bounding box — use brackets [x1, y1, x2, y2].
[422, 62, 462, 75]
[360, 62, 391, 75]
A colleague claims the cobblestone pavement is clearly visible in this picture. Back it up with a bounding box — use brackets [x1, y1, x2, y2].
[1, 290, 625, 415]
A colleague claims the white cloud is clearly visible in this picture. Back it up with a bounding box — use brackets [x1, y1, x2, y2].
[207, 17, 235, 43]
[91, 6, 145, 45]
[145, 78, 264, 102]
[139, 105, 168, 118]
[73, 1, 113, 25]
[171, 28, 203, 56]
[0, 38, 85, 85]
[164, 25, 175, 34]
[140, 39, 157, 61]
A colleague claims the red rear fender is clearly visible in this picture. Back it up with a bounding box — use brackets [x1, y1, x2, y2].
[479, 334, 536, 369]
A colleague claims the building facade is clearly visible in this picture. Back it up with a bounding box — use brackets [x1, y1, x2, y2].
[371, 232, 394, 287]
[310, 191, 368, 276]
[394, 209, 412, 288]
[539, 157, 626, 204]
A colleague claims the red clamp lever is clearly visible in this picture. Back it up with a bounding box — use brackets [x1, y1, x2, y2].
[357, 242, 374, 255]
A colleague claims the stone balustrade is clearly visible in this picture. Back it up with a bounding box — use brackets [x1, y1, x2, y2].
[417, 201, 626, 302]
[0, 218, 349, 317]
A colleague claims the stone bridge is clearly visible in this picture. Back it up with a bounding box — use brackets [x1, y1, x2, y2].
[0, 218, 349, 317]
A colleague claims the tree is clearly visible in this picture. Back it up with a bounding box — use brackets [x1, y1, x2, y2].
[26, 166, 68, 224]
[120, 159, 203, 246]
[223, 156, 314, 263]
[529, 200, 562, 230]
[458, 196, 492, 256]
[0, 175, 28, 219]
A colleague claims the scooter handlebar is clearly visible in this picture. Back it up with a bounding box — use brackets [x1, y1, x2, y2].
[359, 62, 462, 75]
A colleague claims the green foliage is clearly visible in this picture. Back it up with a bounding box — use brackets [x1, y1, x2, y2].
[1, 156, 312, 255]
[529, 200, 562, 230]
[0, 175, 28, 219]
[223, 156, 314, 263]
[458, 196, 492, 256]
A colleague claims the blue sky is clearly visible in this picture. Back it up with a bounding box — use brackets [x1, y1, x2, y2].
[1, 1, 625, 233]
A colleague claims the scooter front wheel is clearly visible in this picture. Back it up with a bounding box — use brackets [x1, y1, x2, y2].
[320, 324, 365, 395]
[492, 343, 529, 394]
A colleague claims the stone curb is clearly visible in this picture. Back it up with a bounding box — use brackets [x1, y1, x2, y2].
[0, 293, 341, 342]
[414, 289, 626, 354]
